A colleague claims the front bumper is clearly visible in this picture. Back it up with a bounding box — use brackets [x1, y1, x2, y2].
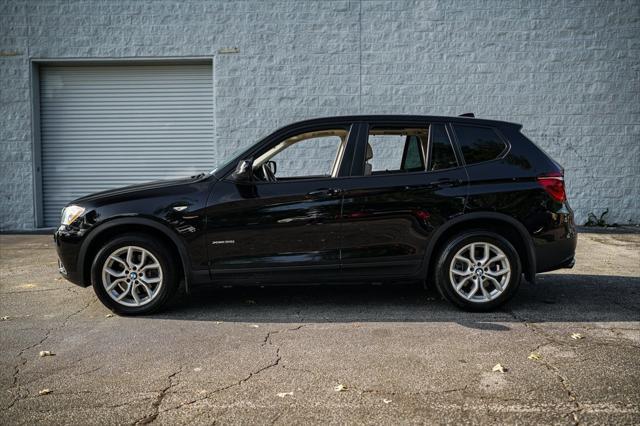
[54, 227, 90, 287]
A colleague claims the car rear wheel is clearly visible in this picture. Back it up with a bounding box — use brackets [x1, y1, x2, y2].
[91, 234, 178, 315]
[434, 231, 522, 311]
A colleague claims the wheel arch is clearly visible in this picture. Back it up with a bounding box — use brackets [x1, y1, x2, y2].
[78, 217, 191, 292]
[424, 212, 536, 284]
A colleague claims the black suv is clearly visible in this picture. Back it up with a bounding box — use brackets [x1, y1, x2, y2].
[55, 115, 577, 315]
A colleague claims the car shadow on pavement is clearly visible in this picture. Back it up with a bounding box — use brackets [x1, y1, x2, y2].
[154, 273, 640, 326]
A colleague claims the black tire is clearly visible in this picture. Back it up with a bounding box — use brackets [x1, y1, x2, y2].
[434, 230, 522, 312]
[91, 233, 178, 315]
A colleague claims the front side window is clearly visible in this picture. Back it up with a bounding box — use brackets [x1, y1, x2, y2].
[253, 128, 349, 180]
[452, 125, 507, 165]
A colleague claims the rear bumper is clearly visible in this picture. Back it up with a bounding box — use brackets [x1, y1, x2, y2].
[558, 256, 575, 269]
[533, 205, 578, 273]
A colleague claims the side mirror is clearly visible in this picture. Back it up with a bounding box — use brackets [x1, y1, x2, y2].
[265, 160, 277, 175]
[231, 158, 254, 183]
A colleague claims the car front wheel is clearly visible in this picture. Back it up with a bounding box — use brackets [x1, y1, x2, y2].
[91, 234, 178, 315]
[434, 231, 522, 311]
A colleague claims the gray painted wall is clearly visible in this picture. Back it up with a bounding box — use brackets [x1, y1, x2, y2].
[1, 0, 639, 230]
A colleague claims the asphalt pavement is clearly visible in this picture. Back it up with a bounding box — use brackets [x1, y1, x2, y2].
[0, 231, 638, 424]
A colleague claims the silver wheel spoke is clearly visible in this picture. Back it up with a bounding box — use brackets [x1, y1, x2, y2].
[486, 269, 509, 277]
[140, 275, 161, 284]
[139, 263, 160, 273]
[451, 267, 472, 276]
[115, 283, 131, 301]
[485, 275, 504, 292]
[126, 247, 135, 268]
[478, 243, 490, 264]
[454, 255, 472, 266]
[469, 244, 477, 263]
[104, 267, 125, 278]
[487, 254, 505, 266]
[138, 282, 153, 298]
[455, 275, 473, 291]
[466, 280, 479, 299]
[109, 256, 127, 267]
[134, 251, 146, 269]
[479, 279, 491, 300]
[102, 245, 163, 308]
[106, 278, 125, 292]
[131, 286, 141, 305]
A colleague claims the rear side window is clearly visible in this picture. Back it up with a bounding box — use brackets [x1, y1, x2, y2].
[453, 125, 507, 165]
[365, 127, 428, 175]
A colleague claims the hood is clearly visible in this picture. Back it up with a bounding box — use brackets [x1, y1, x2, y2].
[71, 173, 211, 206]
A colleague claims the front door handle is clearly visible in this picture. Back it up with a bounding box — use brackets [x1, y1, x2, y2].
[307, 188, 342, 197]
[434, 178, 462, 188]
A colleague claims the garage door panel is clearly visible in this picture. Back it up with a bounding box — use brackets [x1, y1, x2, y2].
[40, 64, 214, 227]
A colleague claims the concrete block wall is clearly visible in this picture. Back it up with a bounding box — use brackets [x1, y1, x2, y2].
[359, 0, 640, 226]
[1, 0, 638, 229]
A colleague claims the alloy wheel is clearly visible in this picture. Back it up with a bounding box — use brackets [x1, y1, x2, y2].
[101, 246, 163, 307]
[449, 242, 511, 303]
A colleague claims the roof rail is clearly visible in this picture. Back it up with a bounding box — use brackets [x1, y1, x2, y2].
[458, 113, 475, 118]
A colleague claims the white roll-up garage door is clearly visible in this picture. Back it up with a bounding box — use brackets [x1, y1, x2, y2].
[39, 63, 214, 227]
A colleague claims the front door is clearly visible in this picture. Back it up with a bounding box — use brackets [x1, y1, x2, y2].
[339, 121, 468, 279]
[205, 123, 358, 283]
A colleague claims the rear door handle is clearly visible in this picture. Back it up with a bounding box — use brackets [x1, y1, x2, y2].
[307, 188, 342, 197]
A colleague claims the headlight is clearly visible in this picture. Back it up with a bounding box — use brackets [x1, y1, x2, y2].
[61, 205, 86, 225]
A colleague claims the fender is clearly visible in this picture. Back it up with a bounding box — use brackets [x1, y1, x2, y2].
[77, 217, 193, 292]
[423, 212, 537, 283]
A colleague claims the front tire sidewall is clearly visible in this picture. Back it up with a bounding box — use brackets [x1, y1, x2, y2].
[435, 232, 522, 311]
[91, 235, 177, 315]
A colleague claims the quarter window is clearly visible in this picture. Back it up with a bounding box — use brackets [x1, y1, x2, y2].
[453, 125, 507, 165]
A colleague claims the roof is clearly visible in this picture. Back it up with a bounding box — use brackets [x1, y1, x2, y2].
[282, 114, 523, 130]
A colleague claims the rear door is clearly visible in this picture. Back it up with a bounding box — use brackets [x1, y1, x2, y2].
[339, 121, 468, 279]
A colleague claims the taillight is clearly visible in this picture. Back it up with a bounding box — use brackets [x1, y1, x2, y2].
[537, 172, 566, 202]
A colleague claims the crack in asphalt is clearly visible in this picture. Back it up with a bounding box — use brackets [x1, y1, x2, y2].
[134, 369, 183, 425]
[284, 364, 470, 398]
[601, 327, 640, 349]
[4, 297, 97, 410]
[506, 310, 582, 425]
[261, 325, 304, 347]
[149, 324, 306, 420]
[269, 411, 284, 425]
[15, 390, 156, 410]
[0, 288, 69, 295]
[281, 365, 315, 375]
[504, 310, 640, 351]
[356, 385, 469, 397]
